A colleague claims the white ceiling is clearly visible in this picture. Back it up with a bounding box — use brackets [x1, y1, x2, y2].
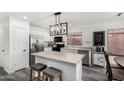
[0, 12, 124, 29]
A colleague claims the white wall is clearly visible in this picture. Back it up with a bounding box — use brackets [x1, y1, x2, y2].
[0, 18, 10, 72]
[0, 26, 3, 49]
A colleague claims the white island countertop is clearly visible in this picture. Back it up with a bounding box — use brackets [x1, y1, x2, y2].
[62, 46, 92, 51]
[32, 51, 84, 64]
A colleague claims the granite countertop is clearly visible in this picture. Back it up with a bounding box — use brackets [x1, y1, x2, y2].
[31, 51, 84, 64]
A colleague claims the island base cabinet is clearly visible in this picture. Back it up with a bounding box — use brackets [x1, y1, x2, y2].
[35, 56, 82, 81]
[61, 48, 92, 66]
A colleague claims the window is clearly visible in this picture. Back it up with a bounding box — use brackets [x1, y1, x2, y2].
[93, 31, 105, 46]
[107, 29, 124, 55]
[67, 33, 82, 46]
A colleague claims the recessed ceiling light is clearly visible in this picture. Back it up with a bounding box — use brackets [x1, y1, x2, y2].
[23, 16, 27, 19]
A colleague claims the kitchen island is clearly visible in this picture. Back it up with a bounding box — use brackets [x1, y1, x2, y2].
[32, 51, 84, 81]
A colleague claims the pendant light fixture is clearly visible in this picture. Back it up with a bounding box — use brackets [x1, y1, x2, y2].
[50, 12, 68, 36]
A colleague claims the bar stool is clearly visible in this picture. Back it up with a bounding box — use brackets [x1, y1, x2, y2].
[30, 63, 47, 81]
[43, 67, 62, 81]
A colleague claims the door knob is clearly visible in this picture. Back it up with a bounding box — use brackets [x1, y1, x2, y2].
[23, 49, 26, 52]
[1, 50, 5, 52]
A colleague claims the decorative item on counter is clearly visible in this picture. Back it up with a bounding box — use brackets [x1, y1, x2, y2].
[96, 43, 101, 52]
[101, 46, 104, 52]
[95, 43, 105, 52]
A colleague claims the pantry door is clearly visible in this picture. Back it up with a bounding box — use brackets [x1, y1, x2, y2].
[13, 26, 29, 71]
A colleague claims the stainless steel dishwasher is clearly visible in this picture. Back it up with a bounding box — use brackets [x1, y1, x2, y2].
[78, 50, 89, 66]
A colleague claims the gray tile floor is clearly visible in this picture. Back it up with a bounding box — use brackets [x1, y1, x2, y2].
[0, 65, 106, 81]
[82, 65, 106, 81]
[0, 67, 31, 81]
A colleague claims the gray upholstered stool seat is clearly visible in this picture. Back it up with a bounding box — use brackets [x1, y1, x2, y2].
[30, 63, 47, 81]
[31, 63, 47, 71]
[43, 67, 62, 81]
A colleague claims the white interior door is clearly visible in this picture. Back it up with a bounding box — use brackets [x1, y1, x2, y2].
[0, 28, 5, 67]
[13, 26, 29, 71]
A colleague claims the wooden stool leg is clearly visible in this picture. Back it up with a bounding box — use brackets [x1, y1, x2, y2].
[60, 75, 62, 81]
[46, 76, 48, 81]
[30, 69, 33, 81]
[42, 73, 44, 81]
[52, 77, 54, 81]
[50, 78, 53, 81]
[38, 71, 41, 81]
[44, 75, 46, 81]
